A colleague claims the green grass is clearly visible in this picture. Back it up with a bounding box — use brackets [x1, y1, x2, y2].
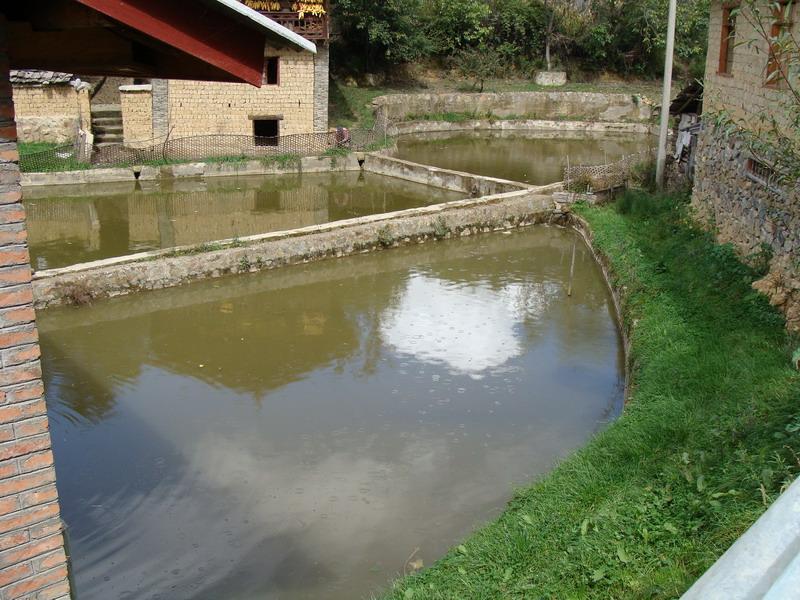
[329, 80, 397, 129]
[18, 142, 60, 156]
[381, 191, 800, 599]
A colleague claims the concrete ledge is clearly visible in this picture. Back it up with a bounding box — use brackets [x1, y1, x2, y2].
[682, 476, 800, 600]
[32, 189, 558, 308]
[119, 84, 152, 93]
[388, 119, 657, 137]
[21, 154, 361, 187]
[21, 167, 136, 186]
[363, 153, 532, 195]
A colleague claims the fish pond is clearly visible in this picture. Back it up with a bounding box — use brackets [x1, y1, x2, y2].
[40, 226, 624, 599]
[23, 171, 462, 270]
[394, 131, 652, 185]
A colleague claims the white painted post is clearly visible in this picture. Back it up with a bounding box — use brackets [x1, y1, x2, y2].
[656, 0, 678, 189]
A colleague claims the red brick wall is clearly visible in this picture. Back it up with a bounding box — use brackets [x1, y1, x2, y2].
[0, 15, 72, 600]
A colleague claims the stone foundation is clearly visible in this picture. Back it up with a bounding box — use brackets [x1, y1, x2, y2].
[692, 126, 800, 331]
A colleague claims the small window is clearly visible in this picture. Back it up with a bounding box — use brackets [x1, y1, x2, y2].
[254, 119, 279, 146]
[745, 157, 784, 193]
[766, 2, 793, 86]
[718, 6, 737, 75]
[265, 57, 280, 85]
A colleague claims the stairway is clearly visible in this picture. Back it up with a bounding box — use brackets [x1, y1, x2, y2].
[91, 104, 123, 146]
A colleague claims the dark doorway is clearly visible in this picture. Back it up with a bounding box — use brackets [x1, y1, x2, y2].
[254, 119, 279, 146]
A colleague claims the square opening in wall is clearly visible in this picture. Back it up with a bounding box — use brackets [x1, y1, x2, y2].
[265, 57, 280, 85]
[254, 119, 279, 146]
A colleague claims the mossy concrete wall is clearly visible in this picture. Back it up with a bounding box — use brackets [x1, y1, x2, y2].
[387, 119, 655, 137]
[373, 92, 653, 125]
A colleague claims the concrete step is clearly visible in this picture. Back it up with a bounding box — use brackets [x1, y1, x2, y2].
[93, 125, 123, 135]
[95, 135, 123, 144]
[92, 117, 123, 127]
[91, 104, 122, 118]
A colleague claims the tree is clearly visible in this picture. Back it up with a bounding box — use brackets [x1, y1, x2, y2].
[542, 0, 593, 71]
[424, 0, 491, 55]
[331, 0, 431, 71]
[452, 43, 503, 92]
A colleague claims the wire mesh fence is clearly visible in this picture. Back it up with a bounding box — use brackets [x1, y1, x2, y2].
[19, 126, 389, 173]
[563, 148, 657, 193]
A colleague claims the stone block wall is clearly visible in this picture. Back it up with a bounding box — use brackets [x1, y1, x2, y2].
[0, 16, 72, 600]
[372, 92, 654, 125]
[120, 85, 153, 147]
[313, 45, 329, 132]
[167, 47, 315, 138]
[693, 127, 800, 331]
[11, 86, 90, 144]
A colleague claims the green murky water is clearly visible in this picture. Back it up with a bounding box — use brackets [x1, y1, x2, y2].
[41, 226, 623, 600]
[23, 172, 462, 271]
[394, 131, 652, 185]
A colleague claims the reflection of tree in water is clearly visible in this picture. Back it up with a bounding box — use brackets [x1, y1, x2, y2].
[40, 336, 139, 426]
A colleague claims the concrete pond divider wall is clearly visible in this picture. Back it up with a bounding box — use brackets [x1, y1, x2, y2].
[22, 135, 601, 308]
[31, 187, 561, 308]
[361, 152, 551, 196]
[20, 154, 362, 187]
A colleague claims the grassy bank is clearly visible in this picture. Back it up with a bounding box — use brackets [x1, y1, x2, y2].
[382, 192, 800, 599]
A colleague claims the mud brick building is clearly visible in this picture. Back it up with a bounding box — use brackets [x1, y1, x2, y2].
[12, 1, 329, 147]
[693, 0, 800, 331]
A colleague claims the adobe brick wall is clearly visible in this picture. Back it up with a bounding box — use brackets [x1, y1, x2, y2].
[119, 85, 153, 147]
[10, 86, 90, 144]
[0, 16, 72, 600]
[167, 46, 316, 138]
[703, 0, 798, 133]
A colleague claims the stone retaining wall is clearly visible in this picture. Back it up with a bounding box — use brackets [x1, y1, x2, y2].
[373, 91, 654, 125]
[388, 119, 656, 137]
[32, 190, 557, 308]
[692, 127, 800, 331]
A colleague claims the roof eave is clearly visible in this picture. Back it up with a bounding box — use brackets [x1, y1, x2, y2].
[199, 0, 317, 54]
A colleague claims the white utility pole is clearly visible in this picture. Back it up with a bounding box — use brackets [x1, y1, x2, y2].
[656, 0, 678, 189]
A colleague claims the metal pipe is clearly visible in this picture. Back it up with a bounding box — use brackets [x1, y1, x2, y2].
[656, 0, 678, 189]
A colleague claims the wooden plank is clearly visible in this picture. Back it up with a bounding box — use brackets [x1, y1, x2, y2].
[73, 0, 266, 86]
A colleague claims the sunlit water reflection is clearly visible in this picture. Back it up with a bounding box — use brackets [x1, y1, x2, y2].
[23, 172, 462, 270]
[394, 131, 653, 185]
[40, 226, 624, 599]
